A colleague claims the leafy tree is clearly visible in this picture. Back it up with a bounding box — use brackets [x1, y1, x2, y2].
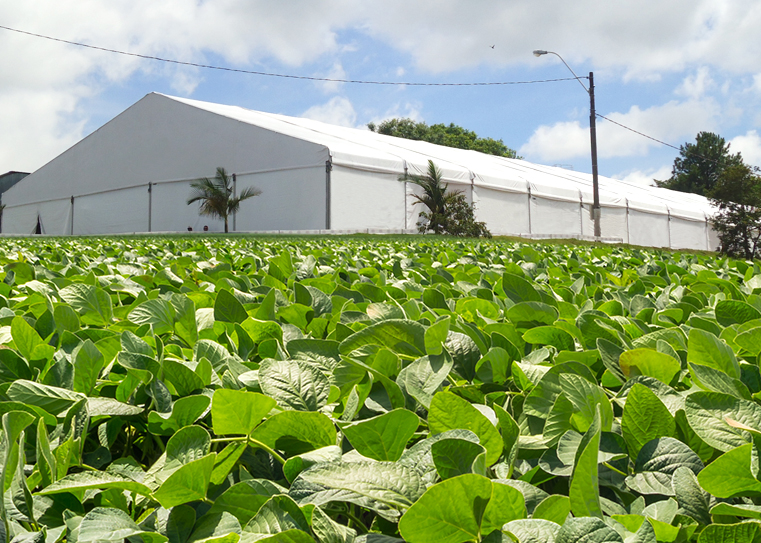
[402, 160, 491, 238]
[655, 131, 743, 196]
[369, 118, 520, 159]
[709, 163, 761, 259]
[187, 167, 261, 233]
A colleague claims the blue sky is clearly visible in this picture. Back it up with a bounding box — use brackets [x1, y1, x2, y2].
[3, 1, 761, 186]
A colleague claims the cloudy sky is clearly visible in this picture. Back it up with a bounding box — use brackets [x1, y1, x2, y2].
[3, 1, 761, 186]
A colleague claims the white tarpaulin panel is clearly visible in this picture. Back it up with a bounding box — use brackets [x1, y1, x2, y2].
[670, 217, 708, 250]
[74, 187, 147, 235]
[235, 167, 326, 231]
[332, 165, 405, 230]
[473, 186, 530, 235]
[629, 210, 670, 248]
[152, 181, 224, 232]
[581, 205, 628, 241]
[3, 198, 71, 235]
[531, 196, 581, 236]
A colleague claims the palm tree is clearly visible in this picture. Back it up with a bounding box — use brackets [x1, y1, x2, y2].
[402, 160, 462, 234]
[187, 167, 261, 233]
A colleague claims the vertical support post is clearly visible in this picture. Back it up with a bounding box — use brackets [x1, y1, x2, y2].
[589, 71, 601, 239]
[147, 183, 152, 232]
[70, 195, 75, 236]
[667, 208, 672, 249]
[626, 199, 630, 245]
[403, 161, 409, 230]
[325, 159, 332, 230]
[527, 183, 533, 235]
[579, 190, 584, 236]
[232, 173, 237, 232]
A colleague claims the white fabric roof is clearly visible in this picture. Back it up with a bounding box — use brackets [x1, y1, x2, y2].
[164, 93, 715, 222]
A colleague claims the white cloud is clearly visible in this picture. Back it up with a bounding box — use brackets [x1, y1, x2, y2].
[676, 67, 713, 99]
[520, 98, 720, 162]
[301, 96, 357, 127]
[730, 130, 761, 168]
[612, 165, 672, 187]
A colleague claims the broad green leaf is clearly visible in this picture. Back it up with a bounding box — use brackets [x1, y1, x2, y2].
[251, 410, 337, 455]
[523, 362, 596, 419]
[163, 359, 206, 396]
[339, 319, 426, 358]
[523, 326, 575, 351]
[689, 362, 751, 400]
[474, 347, 511, 385]
[697, 522, 759, 543]
[555, 517, 623, 543]
[283, 446, 342, 484]
[506, 302, 558, 325]
[710, 502, 761, 520]
[243, 494, 309, 535]
[148, 394, 211, 435]
[59, 283, 113, 325]
[37, 471, 152, 496]
[153, 453, 216, 508]
[211, 389, 276, 436]
[684, 391, 761, 452]
[341, 408, 419, 462]
[715, 299, 761, 327]
[559, 373, 613, 433]
[503, 519, 560, 543]
[188, 511, 242, 543]
[619, 348, 680, 385]
[396, 353, 453, 409]
[398, 474, 525, 543]
[569, 406, 602, 518]
[698, 444, 761, 498]
[311, 506, 356, 543]
[502, 272, 542, 303]
[625, 437, 703, 496]
[78, 507, 168, 542]
[129, 298, 176, 332]
[290, 461, 425, 512]
[455, 298, 500, 322]
[672, 466, 711, 525]
[72, 339, 104, 395]
[165, 425, 211, 468]
[210, 441, 248, 486]
[532, 495, 571, 525]
[259, 359, 330, 411]
[736, 326, 761, 355]
[208, 480, 287, 525]
[431, 438, 487, 479]
[428, 392, 503, 465]
[215, 289, 249, 324]
[494, 404, 519, 479]
[621, 383, 676, 459]
[6, 380, 84, 415]
[687, 328, 740, 379]
[424, 317, 450, 356]
[11, 316, 55, 363]
[240, 317, 283, 344]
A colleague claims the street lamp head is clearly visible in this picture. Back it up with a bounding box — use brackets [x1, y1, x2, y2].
[533, 50, 548, 57]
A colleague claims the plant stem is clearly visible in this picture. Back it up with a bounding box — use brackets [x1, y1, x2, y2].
[247, 437, 286, 465]
[603, 461, 628, 477]
[210, 437, 248, 443]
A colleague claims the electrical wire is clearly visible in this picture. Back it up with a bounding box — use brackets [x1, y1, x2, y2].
[0, 24, 577, 87]
[0, 23, 735, 172]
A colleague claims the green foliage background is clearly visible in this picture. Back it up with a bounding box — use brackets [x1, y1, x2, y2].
[1, 234, 761, 543]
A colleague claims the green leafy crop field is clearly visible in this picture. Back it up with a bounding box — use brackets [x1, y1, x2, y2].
[1, 235, 761, 543]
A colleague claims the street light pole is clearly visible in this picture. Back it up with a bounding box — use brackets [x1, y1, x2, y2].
[533, 50, 601, 239]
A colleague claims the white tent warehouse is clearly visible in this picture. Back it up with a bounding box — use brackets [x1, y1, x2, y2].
[2, 92, 719, 250]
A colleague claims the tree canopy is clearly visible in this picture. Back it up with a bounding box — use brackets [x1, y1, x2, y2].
[655, 131, 743, 196]
[368, 118, 521, 159]
[709, 163, 761, 258]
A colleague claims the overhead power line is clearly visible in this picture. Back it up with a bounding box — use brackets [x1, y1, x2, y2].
[0, 23, 730, 171]
[0, 24, 576, 87]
